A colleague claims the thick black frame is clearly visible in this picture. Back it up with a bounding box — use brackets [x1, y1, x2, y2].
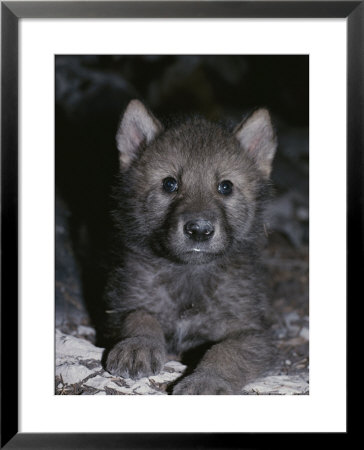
[1, 1, 359, 448]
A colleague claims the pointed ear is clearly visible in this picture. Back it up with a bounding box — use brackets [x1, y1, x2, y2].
[116, 99, 163, 170]
[234, 108, 277, 178]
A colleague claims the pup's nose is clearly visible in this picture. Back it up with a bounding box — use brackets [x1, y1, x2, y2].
[184, 219, 215, 241]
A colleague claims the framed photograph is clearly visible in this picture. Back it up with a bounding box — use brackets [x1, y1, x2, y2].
[2, 1, 358, 447]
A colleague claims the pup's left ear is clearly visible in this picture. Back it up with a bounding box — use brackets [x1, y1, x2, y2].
[234, 108, 277, 178]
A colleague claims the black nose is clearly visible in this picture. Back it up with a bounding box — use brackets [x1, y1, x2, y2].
[184, 219, 215, 241]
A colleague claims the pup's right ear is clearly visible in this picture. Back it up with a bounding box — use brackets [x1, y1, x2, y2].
[116, 99, 163, 170]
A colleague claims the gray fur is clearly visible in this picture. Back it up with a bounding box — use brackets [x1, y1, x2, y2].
[103, 100, 277, 394]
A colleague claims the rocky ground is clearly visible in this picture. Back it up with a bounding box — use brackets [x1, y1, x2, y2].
[55, 328, 308, 395]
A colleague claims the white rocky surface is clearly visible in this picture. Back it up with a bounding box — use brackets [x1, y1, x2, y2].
[55, 329, 187, 395]
[55, 329, 309, 395]
[242, 375, 309, 395]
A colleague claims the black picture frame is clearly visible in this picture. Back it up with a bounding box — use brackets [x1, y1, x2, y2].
[1, 1, 359, 447]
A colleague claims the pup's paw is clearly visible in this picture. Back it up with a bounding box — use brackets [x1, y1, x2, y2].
[173, 372, 234, 395]
[105, 337, 166, 379]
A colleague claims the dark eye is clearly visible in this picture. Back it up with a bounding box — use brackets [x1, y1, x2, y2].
[163, 177, 178, 193]
[218, 180, 233, 195]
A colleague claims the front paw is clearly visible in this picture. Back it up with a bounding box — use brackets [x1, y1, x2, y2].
[105, 337, 166, 379]
[173, 372, 234, 395]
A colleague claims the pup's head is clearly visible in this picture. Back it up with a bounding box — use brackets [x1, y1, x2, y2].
[114, 100, 277, 264]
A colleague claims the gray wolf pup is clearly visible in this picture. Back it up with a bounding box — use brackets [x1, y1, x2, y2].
[103, 99, 277, 394]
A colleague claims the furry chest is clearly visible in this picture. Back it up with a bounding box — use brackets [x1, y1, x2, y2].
[166, 303, 228, 354]
[170, 314, 205, 353]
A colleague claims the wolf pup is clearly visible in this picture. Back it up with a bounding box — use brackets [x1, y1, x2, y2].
[103, 99, 277, 394]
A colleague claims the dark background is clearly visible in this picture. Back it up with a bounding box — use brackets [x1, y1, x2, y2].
[55, 56, 309, 376]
